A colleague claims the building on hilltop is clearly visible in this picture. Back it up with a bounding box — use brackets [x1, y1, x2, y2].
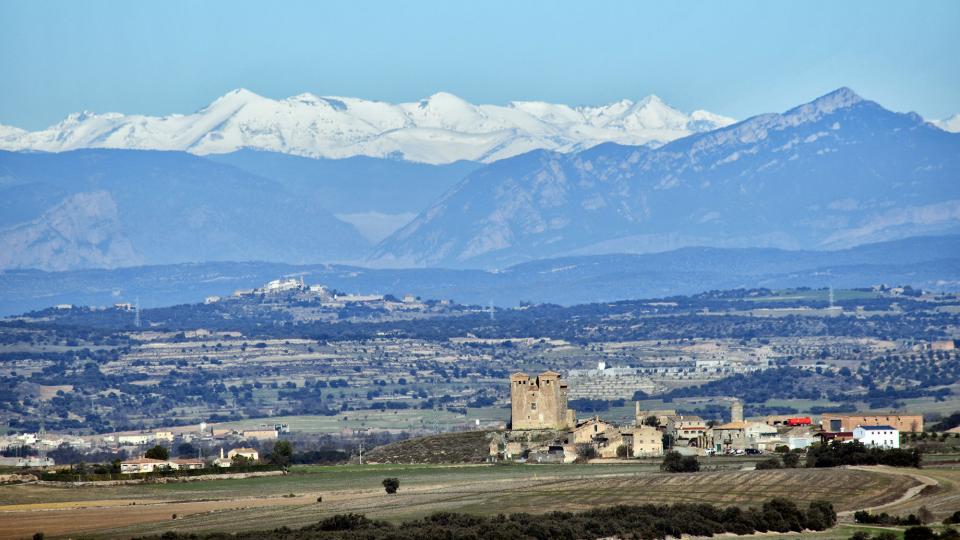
[510, 371, 576, 430]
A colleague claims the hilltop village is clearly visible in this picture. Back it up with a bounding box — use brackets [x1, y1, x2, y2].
[490, 370, 923, 463]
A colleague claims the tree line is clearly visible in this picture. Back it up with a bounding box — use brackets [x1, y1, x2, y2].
[138, 498, 836, 540]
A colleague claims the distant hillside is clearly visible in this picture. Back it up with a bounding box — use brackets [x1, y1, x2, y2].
[1, 234, 958, 315]
[206, 150, 481, 242]
[363, 430, 494, 464]
[0, 149, 367, 270]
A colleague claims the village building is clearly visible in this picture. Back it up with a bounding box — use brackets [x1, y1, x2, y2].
[213, 448, 232, 467]
[170, 458, 205, 470]
[120, 457, 170, 474]
[853, 425, 900, 449]
[820, 413, 922, 433]
[930, 340, 956, 351]
[228, 447, 259, 461]
[746, 422, 782, 451]
[665, 415, 708, 450]
[596, 430, 628, 458]
[712, 421, 749, 451]
[572, 416, 616, 444]
[782, 425, 815, 450]
[510, 371, 576, 430]
[117, 434, 152, 445]
[242, 429, 278, 441]
[634, 405, 679, 428]
[627, 425, 663, 457]
[0, 456, 55, 467]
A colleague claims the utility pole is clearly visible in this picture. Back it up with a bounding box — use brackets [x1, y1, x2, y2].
[358, 440, 363, 465]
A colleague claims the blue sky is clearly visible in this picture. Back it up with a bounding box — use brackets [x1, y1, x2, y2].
[2, 0, 958, 129]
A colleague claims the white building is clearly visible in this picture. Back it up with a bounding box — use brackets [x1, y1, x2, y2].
[260, 278, 301, 293]
[120, 457, 170, 474]
[853, 425, 900, 449]
[0, 456, 55, 467]
[228, 447, 259, 461]
[118, 434, 152, 445]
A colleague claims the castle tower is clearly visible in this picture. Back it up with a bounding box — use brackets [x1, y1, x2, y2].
[510, 371, 575, 430]
[730, 399, 744, 423]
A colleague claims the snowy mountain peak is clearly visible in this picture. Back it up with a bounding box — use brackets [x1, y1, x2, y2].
[0, 90, 735, 164]
[204, 88, 265, 110]
[932, 113, 960, 133]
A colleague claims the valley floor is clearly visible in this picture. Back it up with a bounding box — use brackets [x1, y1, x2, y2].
[1, 463, 956, 539]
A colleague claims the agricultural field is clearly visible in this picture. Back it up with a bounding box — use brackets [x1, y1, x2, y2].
[1, 462, 953, 539]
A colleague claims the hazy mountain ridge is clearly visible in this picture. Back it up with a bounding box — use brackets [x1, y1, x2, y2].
[2, 234, 958, 316]
[0, 149, 369, 270]
[373, 88, 960, 268]
[0, 90, 735, 165]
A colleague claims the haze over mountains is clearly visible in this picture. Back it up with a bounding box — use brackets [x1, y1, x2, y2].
[2, 234, 958, 316]
[0, 90, 735, 164]
[1, 87, 959, 306]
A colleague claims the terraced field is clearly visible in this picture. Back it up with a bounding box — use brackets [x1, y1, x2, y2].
[0, 463, 933, 539]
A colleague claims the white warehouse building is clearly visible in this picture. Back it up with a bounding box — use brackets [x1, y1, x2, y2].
[853, 425, 900, 449]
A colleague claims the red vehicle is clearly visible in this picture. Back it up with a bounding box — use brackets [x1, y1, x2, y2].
[785, 417, 811, 426]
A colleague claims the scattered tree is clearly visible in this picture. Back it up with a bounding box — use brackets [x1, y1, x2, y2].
[382, 477, 400, 494]
[144, 445, 169, 461]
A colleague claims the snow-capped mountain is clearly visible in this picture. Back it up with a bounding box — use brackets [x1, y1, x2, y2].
[933, 113, 960, 133]
[372, 88, 960, 268]
[0, 90, 735, 164]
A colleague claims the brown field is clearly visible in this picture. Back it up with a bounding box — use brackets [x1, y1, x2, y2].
[0, 463, 946, 540]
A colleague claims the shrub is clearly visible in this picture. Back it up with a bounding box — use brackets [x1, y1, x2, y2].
[904, 526, 936, 540]
[756, 457, 783, 469]
[382, 477, 399, 494]
[661, 451, 700, 473]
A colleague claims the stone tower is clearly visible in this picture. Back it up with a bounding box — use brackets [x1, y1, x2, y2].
[510, 371, 576, 430]
[730, 399, 744, 423]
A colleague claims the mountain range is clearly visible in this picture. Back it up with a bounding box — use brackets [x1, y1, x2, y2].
[0, 87, 958, 282]
[0, 90, 735, 165]
[372, 88, 960, 267]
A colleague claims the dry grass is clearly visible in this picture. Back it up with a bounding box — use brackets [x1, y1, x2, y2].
[0, 464, 945, 539]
